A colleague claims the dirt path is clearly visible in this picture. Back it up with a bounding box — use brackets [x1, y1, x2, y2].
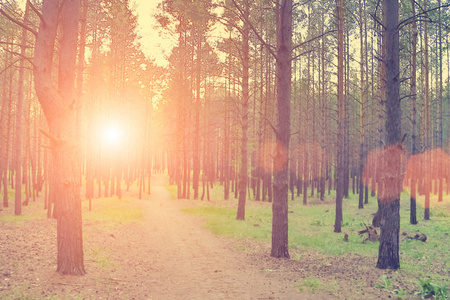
[108, 174, 306, 299]
[1, 174, 312, 299]
[1, 173, 405, 299]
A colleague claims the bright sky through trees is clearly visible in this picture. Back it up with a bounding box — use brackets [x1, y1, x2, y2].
[134, 0, 173, 66]
[17, 0, 172, 65]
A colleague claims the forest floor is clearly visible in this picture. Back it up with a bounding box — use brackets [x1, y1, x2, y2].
[0, 173, 434, 299]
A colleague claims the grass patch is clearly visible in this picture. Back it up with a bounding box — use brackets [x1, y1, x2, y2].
[183, 205, 272, 240]
[165, 185, 178, 200]
[91, 247, 116, 269]
[83, 196, 143, 225]
[177, 183, 450, 283]
[0, 214, 44, 224]
[298, 277, 339, 293]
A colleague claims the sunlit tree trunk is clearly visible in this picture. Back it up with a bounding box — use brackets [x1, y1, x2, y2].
[14, 2, 30, 215]
[193, 37, 201, 200]
[76, 0, 87, 182]
[34, 0, 85, 275]
[237, 0, 249, 220]
[224, 57, 231, 200]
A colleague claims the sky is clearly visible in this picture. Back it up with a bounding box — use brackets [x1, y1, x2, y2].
[134, 0, 174, 66]
[16, 0, 173, 66]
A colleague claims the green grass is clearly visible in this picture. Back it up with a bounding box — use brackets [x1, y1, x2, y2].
[83, 196, 143, 225]
[0, 187, 46, 224]
[166, 185, 178, 200]
[183, 191, 382, 256]
[178, 184, 450, 281]
[297, 277, 339, 293]
[91, 247, 116, 269]
[0, 214, 44, 224]
[183, 205, 272, 239]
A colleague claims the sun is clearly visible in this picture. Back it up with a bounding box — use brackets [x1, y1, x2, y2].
[102, 124, 123, 146]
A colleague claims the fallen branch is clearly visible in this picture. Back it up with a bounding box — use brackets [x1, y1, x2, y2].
[358, 223, 379, 243]
[39, 128, 63, 145]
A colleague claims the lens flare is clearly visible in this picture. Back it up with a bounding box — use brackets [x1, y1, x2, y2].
[102, 124, 122, 145]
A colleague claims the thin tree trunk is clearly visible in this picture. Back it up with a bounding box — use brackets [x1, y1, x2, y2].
[14, 2, 30, 215]
[193, 36, 201, 200]
[409, 0, 418, 225]
[424, 0, 430, 221]
[334, 0, 344, 233]
[437, 0, 443, 203]
[271, 0, 291, 259]
[237, 0, 250, 220]
[358, 0, 365, 210]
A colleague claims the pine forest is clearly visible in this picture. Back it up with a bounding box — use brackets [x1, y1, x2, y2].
[0, 0, 449, 298]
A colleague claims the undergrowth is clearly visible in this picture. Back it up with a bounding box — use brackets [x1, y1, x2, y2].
[83, 196, 143, 225]
[180, 184, 450, 295]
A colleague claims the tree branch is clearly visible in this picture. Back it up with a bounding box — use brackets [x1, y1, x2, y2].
[229, 0, 277, 59]
[292, 30, 337, 52]
[258, 111, 278, 136]
[398, 3, 450, 31]
[0, 7, 37, 37]
[39, 128, 64, 146]
[3, 48, 35, 67]
[0, 41, 33, 48]
[369, 12, 384, 30]
[0, 59, 20, 76]
[27, 0, 45, 25]
[291, 49, 314, 61]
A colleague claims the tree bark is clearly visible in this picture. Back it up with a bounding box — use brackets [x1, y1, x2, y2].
[409, 0, 418, 225]
[14, 2, 30, 215]
[271, 0, 291, 259]
[437, 0, 443, 203]
[34, 0, 85, 275]
[423, 0, 430, 221]
[237, 0, 250, 220]
[334, 0, 344, 233]
[358, 0, 365, 210]
[193, 36, 201, 200]
[376, 0, 401, 270]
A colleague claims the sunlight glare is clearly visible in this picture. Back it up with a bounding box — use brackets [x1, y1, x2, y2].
[103, 124, 122, 146]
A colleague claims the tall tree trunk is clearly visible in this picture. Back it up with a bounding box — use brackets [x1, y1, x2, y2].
[224, 69, 230, 200]
[76, 0, 87, 182]
[237, 0, 249, 220]
[334, 0, 345, 233]
[271, 0, 291, 259]
[193, 38, 201, 200]
[34, 0, 85, 275]
[320, 19, 327, 201]
[373, 0, 387, 228]
[358, 0, 365, 210]
[437, 0, 443, 203]
[14, 2, 30, 215]
[303, 48, 310, 206]
[423, 0, 431, 221]
[376, 0, 401, 270]
[1, 41, 13, 208]
[409, 0, 418, 225]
